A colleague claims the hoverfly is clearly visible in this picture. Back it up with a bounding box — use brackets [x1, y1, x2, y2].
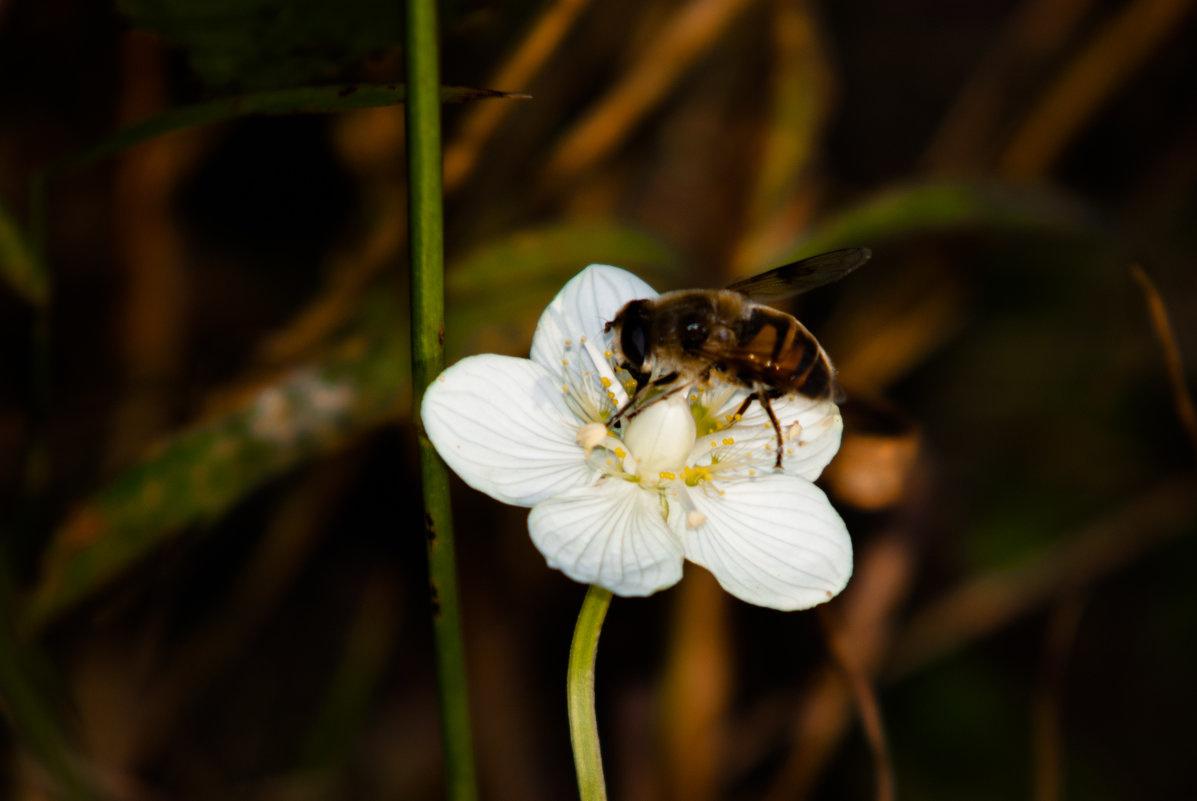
[604, 248, 870, 468]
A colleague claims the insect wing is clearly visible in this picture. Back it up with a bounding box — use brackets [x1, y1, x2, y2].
[726, 247, 871, 301]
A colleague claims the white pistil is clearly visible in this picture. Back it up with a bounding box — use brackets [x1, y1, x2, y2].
[576, 422, 608, 452]
[622, 394, 697, 481]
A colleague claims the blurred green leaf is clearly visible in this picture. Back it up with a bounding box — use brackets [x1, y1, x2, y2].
[791, 181, 1098, 257]
[448, 220, 677, 300]
[22, 222, 675, 627]
[23, 293, 408, 630]
[120, 0, 401, 90]
[446, 221, 679, 357]
[59, 84, 523, 171]
[0, 563, 104, 801]
[0, 200, 46, 306]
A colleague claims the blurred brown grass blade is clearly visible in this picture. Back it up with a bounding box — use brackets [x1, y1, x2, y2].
[888, 475, 1197, 680]
[539, 0, 759, 193]
[999, 0, 1195, 180]
[732, 0, 832, 275]
[260, 108, 409, 365]
[443, 0, 593, 195]
[924, 0, 1096, 174]
[1031, 595, 1086, 801]
[1131, 265, 1197, 459]
[659, 571, 730, 801]
[106, 32, 205, 469]
[764, 534, 914, 801]
[818, 605, 894, 801]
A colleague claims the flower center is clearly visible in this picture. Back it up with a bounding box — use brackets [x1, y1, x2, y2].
[621, 394, 697, 481]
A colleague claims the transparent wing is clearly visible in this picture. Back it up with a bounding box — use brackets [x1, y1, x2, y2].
[726, 248, 870, 301]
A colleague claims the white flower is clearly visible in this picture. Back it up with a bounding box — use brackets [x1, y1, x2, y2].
[421, 264, 852, 610]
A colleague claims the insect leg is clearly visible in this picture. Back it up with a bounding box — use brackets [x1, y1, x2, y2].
[733, 392, 759, 419]
[729, 388, 785, 468]
[611, 371, 686, 422]
[756, 386, 786, 469]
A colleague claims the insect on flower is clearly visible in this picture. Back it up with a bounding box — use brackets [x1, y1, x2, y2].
[605, 248, 870, 468]
[421, 263, 855, 610]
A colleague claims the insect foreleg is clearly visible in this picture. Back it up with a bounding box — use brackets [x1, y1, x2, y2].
[610, 370, 687, 423]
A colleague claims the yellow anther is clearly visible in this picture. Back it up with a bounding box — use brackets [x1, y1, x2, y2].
[604, 349, 613, 358]
[600, 376, 612, 388]
[580, 336, 587, 343]
[565, 339, 572, 346]
[562, 359, 569, 366]
[658, 471, 677, 481]
[614, 447, 627, 459]
[682, 465, 713, 486]
[721, 437, 734, 446]
[709, 440, 717, 448]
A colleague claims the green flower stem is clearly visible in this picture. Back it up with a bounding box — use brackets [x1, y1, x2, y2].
[405, 2, 477, 800]
[568, 585, 613, 801]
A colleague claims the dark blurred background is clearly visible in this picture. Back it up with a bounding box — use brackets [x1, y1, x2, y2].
[1, 0, 1195, 799]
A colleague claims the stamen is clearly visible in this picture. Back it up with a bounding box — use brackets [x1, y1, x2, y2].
[663, 479, 705, 528]
[682, 464, 713, 486]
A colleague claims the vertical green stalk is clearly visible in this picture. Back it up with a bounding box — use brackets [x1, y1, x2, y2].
[405, 3, 478, 800]
[568, 585, 613, 801]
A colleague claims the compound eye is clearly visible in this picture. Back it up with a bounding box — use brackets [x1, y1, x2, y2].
[622, 323, 648, 367]
[616, 300, 651, 367]
[681, 317, 709, 350]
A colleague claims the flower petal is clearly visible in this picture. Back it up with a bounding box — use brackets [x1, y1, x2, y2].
[529, 480, 684, 596]
[421, 354, 594, 506]
[530, 264, 658, 373]
[696, 389, 843, 481]
[674, 475, 851, 610]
